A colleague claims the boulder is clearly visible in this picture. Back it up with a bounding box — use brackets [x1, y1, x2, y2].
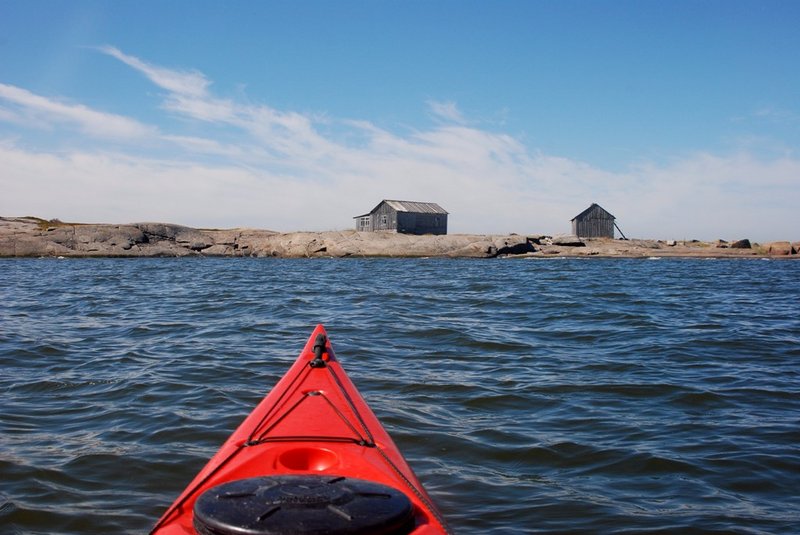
[447, 241, 497, 258]
[730, 239, 751, 249]
[765, 241, 795, 255]
[492, 235, 536, 256]
[551, 235, 585, 247]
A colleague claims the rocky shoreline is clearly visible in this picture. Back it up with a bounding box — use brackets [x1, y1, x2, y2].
[1, 217, 797, 259]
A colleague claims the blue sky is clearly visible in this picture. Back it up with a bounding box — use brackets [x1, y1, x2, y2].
[1, 0, 798, 240]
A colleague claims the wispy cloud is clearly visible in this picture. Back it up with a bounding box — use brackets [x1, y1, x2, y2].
[0, 82, 154, 139]
[160, 135, 246, 159]
[97, 45, 210, 98]
[752, 105, 799, 124]
[428, 100, 467, 125]
[97, 47, 339, 161]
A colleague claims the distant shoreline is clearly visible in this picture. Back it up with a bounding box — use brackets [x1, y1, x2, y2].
[1, 217, 797, 259]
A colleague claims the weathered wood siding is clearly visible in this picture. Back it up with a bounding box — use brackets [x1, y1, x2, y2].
[572, 204, 615, 238]
[373, 202, 398, 231]
[355, 200, 448, 234]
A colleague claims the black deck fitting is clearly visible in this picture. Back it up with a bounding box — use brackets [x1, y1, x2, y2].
[310, 334, 327, 368]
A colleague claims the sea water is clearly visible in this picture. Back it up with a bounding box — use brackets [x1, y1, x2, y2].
[1, 257, 798, 534]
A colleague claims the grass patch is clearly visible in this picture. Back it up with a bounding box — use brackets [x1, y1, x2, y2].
[26, 217, 76, 231]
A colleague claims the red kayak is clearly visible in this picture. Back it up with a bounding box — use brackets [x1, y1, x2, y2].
[150, 325, 450, 535]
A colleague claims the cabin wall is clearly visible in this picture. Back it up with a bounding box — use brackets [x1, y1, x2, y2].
[356, 201, 448, 234]
[355, 216, 372, 232]
[398, 212, 447, 235]
[373, 203, 398, 231]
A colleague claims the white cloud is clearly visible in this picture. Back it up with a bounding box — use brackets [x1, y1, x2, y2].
[160, 135, 246, 159]
[0, 83, 155, 139]
[98, 46, 210, 98]
[0, 142, 307, 228]
[428, 100, 467, 124]
[1, 47, 798, 242]
[164, 94, 237, 123]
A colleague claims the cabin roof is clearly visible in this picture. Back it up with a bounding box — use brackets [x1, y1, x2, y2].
[382, 200, 448, 214]
[571, 203, 615, 221]
[354, 199, 448, 218]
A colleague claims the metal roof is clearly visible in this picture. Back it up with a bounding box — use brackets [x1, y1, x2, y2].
[353, 200, 449, 219]
[381, 200, 448, 214]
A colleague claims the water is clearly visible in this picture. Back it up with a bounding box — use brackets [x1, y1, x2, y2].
[1, 257, 798, 534]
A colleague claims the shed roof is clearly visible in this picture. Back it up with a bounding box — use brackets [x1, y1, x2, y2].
[354, 200, 448, 218]
[571, 203, 615, 221]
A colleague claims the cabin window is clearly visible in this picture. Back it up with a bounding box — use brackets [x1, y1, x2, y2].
[380, 215, 388, 227]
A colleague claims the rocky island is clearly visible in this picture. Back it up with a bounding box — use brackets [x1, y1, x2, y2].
[0, 217, 796, 259]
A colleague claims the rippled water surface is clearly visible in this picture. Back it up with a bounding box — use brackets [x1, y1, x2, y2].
[2, 257, 799, 534]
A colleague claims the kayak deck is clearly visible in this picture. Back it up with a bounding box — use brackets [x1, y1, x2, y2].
[151, 324, 449, 535]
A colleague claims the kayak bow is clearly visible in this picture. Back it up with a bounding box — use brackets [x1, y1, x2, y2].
[151, 325, 449, 535]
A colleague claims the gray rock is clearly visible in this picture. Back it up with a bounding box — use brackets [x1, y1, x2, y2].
[202, 244, 235, 256]
[493, 235, 536, 256]
[1, 236, 55, 256]
[551, 235, 585, 247]
[135, 223, 212, 251]
[75, 225, 147, 252]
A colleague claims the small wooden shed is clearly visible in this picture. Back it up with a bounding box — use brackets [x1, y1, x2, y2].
[571, 203, 616, 238]
[354, 200, 448, 235]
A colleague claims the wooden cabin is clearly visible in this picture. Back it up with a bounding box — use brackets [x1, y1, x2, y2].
[354, 200, 448, 235]
[571, 203, 616, 238]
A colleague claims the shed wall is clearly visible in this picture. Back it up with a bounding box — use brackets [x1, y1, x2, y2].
[572, 218, 614, 238]
[572, 204, 615, 238]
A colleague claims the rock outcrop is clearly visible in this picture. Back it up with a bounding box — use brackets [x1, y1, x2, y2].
[0, 217, 539, 258]
[1, 217, 797, 259]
